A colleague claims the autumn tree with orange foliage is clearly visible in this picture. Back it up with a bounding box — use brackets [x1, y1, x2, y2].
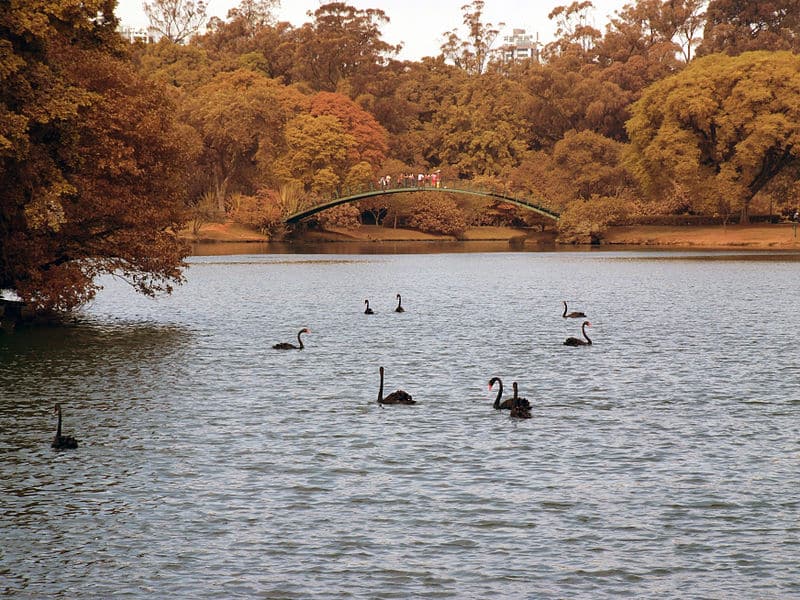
[699, 0, 800, 56]
[1, 0, 195, 311]
[291, 2, 400, 93]
[181, 69, 308, 211]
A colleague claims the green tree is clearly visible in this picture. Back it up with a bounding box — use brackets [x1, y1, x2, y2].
[626, 51, 800, 223]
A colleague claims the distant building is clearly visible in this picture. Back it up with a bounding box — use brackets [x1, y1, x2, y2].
[498, 28, 540, 62]
[117, 25, 161, 44]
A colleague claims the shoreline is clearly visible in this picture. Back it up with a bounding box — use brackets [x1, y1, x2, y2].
[182, 222, 800, 250]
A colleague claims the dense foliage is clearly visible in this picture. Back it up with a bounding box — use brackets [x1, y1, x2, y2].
[3, 0, 800, 310]
[1, 0, 194, 310]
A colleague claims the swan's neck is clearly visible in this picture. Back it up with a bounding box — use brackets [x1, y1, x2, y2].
[56, 408, 62, 438]
[562, 302, 567, 317]
[397, 296, 402, 309]
[297, 331, 304, 349]
[378, 370, 384, 403]
[492, 380, 503, 408]
[583, 324, 592, 344]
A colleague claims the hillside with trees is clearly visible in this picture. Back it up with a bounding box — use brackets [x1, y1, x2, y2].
[2, 0, 800, 310]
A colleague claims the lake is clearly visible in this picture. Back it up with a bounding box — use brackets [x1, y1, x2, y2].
[2, 246, 800, 598]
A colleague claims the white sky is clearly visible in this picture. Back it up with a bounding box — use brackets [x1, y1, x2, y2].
[114, 0, 630, 61]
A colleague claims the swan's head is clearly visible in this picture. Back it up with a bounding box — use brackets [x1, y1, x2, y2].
[301, 327, 311, 333]
[488, 377, 501, 390]
[583, 321, 592, 327]
[53, 403, 62, 414]
[379, 366, 384, 376]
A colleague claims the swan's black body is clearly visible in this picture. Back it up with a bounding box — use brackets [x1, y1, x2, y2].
[395, 294, 405, 313]
[52, 404, 78, 449]
[564, 321, 592, 346]
[273, 328, 310, 350]
[562, 301, 586, 318]
[489, 377, 531, 410]
[510, 390, 532, 419]
[378, 366, 415, 404]
[510, 381, 531, 410]
[364, 300, 374, 314]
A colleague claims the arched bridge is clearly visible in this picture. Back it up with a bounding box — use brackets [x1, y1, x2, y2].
[284, 183, 560, 224]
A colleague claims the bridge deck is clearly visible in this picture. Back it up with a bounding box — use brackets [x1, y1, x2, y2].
[284, 185, 559, 224]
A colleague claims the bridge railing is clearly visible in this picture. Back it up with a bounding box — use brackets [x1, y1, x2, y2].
[286, 180, 560, 223]
[330, 179, 539, 203]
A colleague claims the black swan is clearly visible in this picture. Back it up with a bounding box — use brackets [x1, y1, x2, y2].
[395, 294, 405, 313]
[489, 378, 531, 410]
[562, 301, 586, 318]
[52, 403, 78, 449]
[378, 366, 415, 405]
[273, 327, 310, 350]
[364, 299, 374, 314]
[510, 388, 532, 419]
[564, 320, 592, 346]
[510, 381, 532, 410]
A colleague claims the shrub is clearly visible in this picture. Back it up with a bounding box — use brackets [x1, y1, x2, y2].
[229, 189, 284, 236]
[407, 194, 467, 237]
[557, 195, 635, 244]
[317, 203, 362, 230]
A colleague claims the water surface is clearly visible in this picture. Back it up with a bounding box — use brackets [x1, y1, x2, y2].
[2, 249, 799, 598]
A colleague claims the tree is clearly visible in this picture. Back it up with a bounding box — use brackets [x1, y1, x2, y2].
[599, 0, 705, 65]
[407, 193, 467, 236]
[291, 2, 400, 92]
[1, 1, 195, 310]
[441, 0, 505, 75]
[699, 0, 800, 56]
[309, 92, 388, 166]
[551, 129, 634, 200]
[626, 51, 800, 223]
[225, 0, 280, 36]
[382, 57, 467, 165]
[181, 69, 306, 210]
[274, 113, 355, 192]
[430, 73, 528, 177]
[544, 1, 602, 61]
[144, 0, 208, 44]
[134, 38, 218, 91]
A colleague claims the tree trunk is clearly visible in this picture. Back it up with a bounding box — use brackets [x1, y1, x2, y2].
[213, 167, 229, 214]
[740, 200, 750, 225]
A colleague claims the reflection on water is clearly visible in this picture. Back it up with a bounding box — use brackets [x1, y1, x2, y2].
[2, 249, 800, 599]
[191, 239, 552, 256]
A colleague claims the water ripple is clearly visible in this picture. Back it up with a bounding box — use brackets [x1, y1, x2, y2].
[2, 250, 800, 598]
